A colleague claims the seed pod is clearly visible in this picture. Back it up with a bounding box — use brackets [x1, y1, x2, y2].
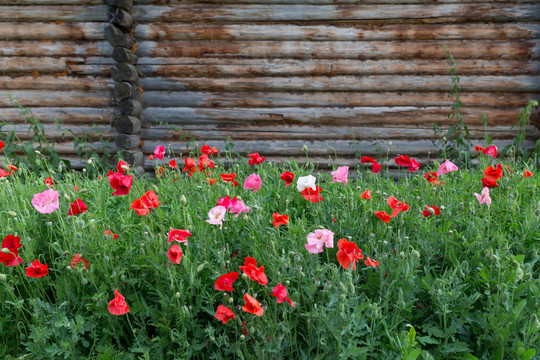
[1, 248, 11, 254]
[303, 144, 308, 152]
[175, 292, 181, 299]
[411, 249, 420, 259]
[516, 265, 524, 281]
[7, 211, 17, 217]
[0, 274, 7, 281]
[180, 195, 187, 205]
[196, 263, 205, 272]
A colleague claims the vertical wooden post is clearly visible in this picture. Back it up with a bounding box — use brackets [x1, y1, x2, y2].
[103, 0, 144, 173]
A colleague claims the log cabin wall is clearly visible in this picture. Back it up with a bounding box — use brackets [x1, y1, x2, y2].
[0, 0, 115, 169]
[134, 0, 540, 169]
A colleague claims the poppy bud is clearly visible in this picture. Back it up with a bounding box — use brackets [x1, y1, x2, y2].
[427, 207, 436, 215]
[1, 248, 11, 254]
[339, 282, 347, 293]
[152, 185, 159, 194]
[399, 251, 405, 258]
[0, 274, 6, 281]
[228, 297, 234, 304]
[178, 195, 187, 206]
[82, 168, 86, 172]
[533, 314, 540, 330]
[225, 188, 230, 196]
[240, 335, 246, 341]
[77, 220, 85, 228]
[515, 266, 524, 281]
[303, 144, 308, 152]
[196, 263, 205, 272]
[285, 280, 290, 286]
[411, 249, 420, 258]
[121, 165, 130, 172]
[175, 292, 181, 299]
[103, 255, 109, 263]
[63, 193, 70, 202]
[0, 177, 7, 182]
[242, 215, 248, 221]
[66, 266, 72, 271]
[7, 211, 16, 217]
[81, 278, 88, 285]
[242, 273, 248, 280]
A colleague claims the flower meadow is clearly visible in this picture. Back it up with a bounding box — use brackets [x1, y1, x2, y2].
[0, 144, 538, 360]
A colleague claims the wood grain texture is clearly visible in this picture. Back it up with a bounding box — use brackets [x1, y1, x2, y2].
[133, 4, 540, 23]
[0, 91, 111, 107]
[0, 76, 113, 90]
[0, 107, 114, 124]
[0, 6, 108, 22]
[0, 22, 105, 41]
[0, 41, 112, 56]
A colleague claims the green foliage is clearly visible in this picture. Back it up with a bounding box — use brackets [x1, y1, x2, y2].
[500, 100, 539, 163]
[0, 149, 538, 359]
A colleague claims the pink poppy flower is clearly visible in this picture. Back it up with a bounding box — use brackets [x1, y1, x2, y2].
[437, 159, 459, 176]
[270, 283, 295, 307]
[243, 173, 261, 193]
[206, 205, 227, 229]
[167, 228, 192, 244]
[153, 145, 165, 160]
[228, 197, 250, 217]
[305, 228, 334, 254]
[31, 189, 60, 214]
[217, 196, 231, 210]
[331, 166, 349, 185]
[474, 187, 491, 205]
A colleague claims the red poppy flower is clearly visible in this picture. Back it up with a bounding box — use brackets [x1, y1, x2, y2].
[116, 160, 130, 174]
[198, 154, 214, 172]
[156, 166, 165, 176]
[215, 305, 236, 324]
[0, 234, 23, 267]
[270, 283, 295, 307]
[68, 198, 87, 216]
[0, 140, 4, 152]
[336, 238, 364, 270]
[395, 155, 420, 172]
[44, 177, 54, 188]
[484, 165, 502, 182]
[201, 145, 218, 155]
[130, 191, 160, 216]
[6, 165, 17, 172]
[206, 178, 217, 185]
[167, 228, 192, 244]
[424, 172, 438, 184]
[167, 244, 183, 264]
[364, 257, 380, 268]
[361, 156, 376, 164]
[248, 152, 266, 165]
[0, 168, 12, 177]
[481, 177, 499, 188]
[105, 229, 119, 240]
[25, 259, 49, 278]
[280, 171, 295, 187]
[360, 156, 381, 173]
[300, 186, 323, 203]
[374, 211, 391, 223]
[239, 257, 268, 285]
[241, 294, 264, 316]
[475, 145, 497, 158]
[108, 289, 130, 315]
[215, 272, 239, 292]
[387, 196, 409, 217]
[168, 159, 177, 169]
[220, 173, 239, 186]
[272, 213, 289, 228]
[422, 205, 441, 217]
[70, 254, 89, 270]
[108, 172, 133, 196]
[524, 169, 533, 178]
[371, 162, 382, 173]
[360, 190, 372, 200]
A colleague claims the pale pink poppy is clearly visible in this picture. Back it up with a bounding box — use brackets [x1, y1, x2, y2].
[31, 189, 60, 214]
[331, 166, 349, 185]
[296, 175, 316, 192]
[243, 173, 261, 193]
[305, 228, 335, 254]
[437, 159, 459, 176]
[206, 205, 227, 229]
[474, 187, 491, 205]
[154, 145, 165, 160]
[228, 197, 251, 217]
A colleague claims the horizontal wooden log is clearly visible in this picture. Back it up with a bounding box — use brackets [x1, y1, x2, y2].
[105, 25, 135, 48]
[138, 75, 540, 92]
[0, 41, 112, 56]
[0, 22, 104, 41]
[134, 0, 540, 4]
[140, 106, 537, 127]
[136, 59, 540, 77]
[116, 134, 141, 149]
[0, 57, 113, 75]
[140, 139, 535, 157]
[133, 4, 540, 23]
[0, 6, 108, 22]
[135, 22, 540, 41]
[2, 124, 116, 141]
[0, 91, 111, 107]
[0, 107, 114, 124]
[0, 76, 113, 90]
[140, 91, 539, 108]
[135, 40, 540, 60]
[0, 0, 102, 4]
[140, 124, 539, 141]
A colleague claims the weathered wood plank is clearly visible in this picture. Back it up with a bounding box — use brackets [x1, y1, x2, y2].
[0, 0, 102, 4]
[0, 107, 114, 124]
[0, 22, 104, 41]
[0, 76, 114, 90]
[138, 76, 540, 92]
[140, 91, 538, 108]
[140, 106, 535, 126]
[0, 41, 112, 56]
[3, 124, 116, 141]
[140, 139, 535, 157]
[133, 4, 540, 23]
[0, 6, 108, 22]
[134, 0, 540, 4]
[137, 59, 540, 77]
[140, 124, 539, 141]
[135, 23, 540, 41]
[0, 91, 111, 107]
[135, 40, 540, 60]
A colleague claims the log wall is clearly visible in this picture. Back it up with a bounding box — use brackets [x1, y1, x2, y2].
[0, 1, 115, 169]
[134, 0, 540, 169]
